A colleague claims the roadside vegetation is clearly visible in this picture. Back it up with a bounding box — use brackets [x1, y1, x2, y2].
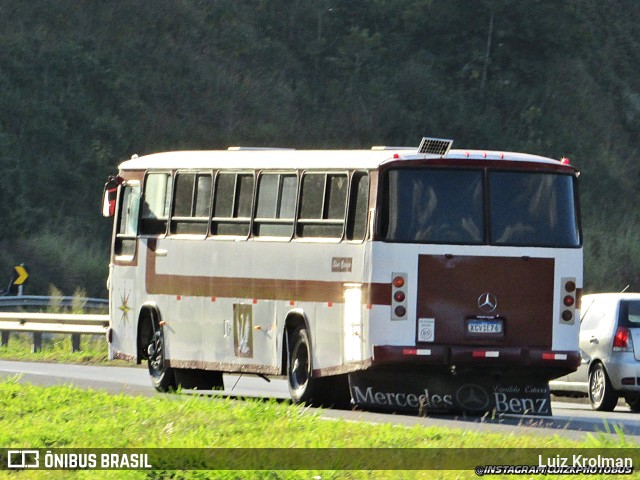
[0, 377, 635, 479]
[0, 286, 112, 364]
[0, 332, 110, 364]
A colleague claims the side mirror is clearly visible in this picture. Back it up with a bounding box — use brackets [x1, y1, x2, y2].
[102, 176, 123, 217]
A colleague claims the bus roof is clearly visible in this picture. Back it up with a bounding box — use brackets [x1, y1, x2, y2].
[117, 148, 572, 172]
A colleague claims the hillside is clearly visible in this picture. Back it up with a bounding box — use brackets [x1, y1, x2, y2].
[0, 0, 637, 295]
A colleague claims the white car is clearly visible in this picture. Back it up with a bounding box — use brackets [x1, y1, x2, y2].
[549, 293, 640, 411]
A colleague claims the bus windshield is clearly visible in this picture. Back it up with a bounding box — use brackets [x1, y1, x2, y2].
[381, 168, 580, 247]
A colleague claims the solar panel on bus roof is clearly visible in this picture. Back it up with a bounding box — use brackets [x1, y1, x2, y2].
[417, 137, 453, 156]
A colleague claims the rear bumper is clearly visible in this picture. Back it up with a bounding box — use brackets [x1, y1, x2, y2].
[372, 345, 581, 378]
[605, 354, 640, 392]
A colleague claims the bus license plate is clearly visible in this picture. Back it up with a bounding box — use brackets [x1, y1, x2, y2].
[467, 319, 503, 334]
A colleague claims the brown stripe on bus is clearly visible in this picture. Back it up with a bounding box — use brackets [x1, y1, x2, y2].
[144, 239, 392, 306]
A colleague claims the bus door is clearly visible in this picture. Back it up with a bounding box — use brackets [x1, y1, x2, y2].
[106, 179, 141, 359]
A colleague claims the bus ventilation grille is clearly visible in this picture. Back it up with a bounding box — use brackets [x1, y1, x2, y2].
[418, 137, 454, 156]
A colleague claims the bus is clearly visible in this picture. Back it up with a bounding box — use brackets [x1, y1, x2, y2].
[102, 137, 582, 415]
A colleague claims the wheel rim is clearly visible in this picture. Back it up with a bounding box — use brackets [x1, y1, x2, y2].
[590, 368, 605, 404]
[290, 340, 309, 392]
[149, 330, 165, 377]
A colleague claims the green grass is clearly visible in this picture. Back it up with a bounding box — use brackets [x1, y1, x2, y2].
[0, 378, 637, 480]
[1, 336, 638, 479]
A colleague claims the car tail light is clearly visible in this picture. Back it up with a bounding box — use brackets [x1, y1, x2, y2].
[613, 326, 633, 352]
[391, 272, 407, 320]
[559, 277, 577, 325]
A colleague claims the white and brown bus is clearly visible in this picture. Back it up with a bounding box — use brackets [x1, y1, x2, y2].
[103, 137, 582, 415]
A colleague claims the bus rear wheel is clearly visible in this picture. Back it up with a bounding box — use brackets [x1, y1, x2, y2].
[288, 326, 316, 404]
[148, 327, 177, 392]
[287, 326, 351, 408]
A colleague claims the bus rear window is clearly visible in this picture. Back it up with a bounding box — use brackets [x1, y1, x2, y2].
[381, 169, 484, 244]
[381, 168, 580, 247]
[489, 172, 579, 247]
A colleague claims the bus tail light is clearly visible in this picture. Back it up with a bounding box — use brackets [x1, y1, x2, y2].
[391, 273, 407, 320]
[393, 291, 405, 302]
[613, 327, 633, 352]
[559, 277, 576, 325]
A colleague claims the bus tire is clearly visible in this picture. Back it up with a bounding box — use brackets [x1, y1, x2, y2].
[287, 327, 352, 408]
[287, 326, 320, 405]
[147, 327, 177, 392]
[588, 363, 618, 411]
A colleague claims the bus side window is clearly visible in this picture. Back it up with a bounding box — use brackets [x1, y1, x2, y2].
[211, 173, 254, 237]
[114, 183, 141, 258]
[346, 172, 369, 241]
[254, 173, 297, 238]
[297, 172, 347, 238]
[170, 172, 212, 235]
[140, 173, 171, 235]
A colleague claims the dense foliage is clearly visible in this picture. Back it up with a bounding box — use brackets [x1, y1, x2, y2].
[0, 0, 637, 296]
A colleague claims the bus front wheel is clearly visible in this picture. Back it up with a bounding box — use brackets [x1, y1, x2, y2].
[148, 327, 177, 392]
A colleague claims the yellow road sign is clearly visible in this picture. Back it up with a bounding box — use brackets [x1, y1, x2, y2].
[13, 265, 29, 285]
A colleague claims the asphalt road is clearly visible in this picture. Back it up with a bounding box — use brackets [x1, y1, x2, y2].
[1, 360, 638, 442]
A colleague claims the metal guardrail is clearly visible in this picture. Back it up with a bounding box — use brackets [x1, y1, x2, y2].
[0, 295, 108, 310]
[0, 311, 110, 353]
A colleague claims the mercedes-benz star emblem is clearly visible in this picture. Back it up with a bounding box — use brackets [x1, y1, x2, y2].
[477, 293, 498, 313]
[455, 384, 491, 411]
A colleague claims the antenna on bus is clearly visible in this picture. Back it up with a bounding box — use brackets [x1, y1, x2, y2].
[417, 137, 454, 156]
[621, 285, 630, 293]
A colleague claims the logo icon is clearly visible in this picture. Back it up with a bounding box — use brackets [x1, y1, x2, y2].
[455, 384, 491, 411]
[7, 450, 39, 469]
[118, 290, 132, 325]
[477, 293, 498, 313]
